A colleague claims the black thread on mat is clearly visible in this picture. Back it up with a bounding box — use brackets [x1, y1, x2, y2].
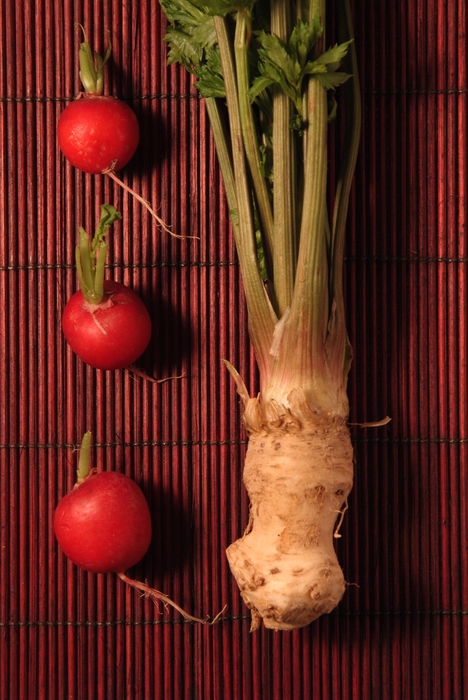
[0, 93, 201, 103]
[352, 436, 468, 444]
[0, 439, 249, 450]
[1, 608, 467, 628]
[0, 261, 239, 272]
[2, 256, 468, 272]
[2, 436, 468, 450]
[362, 87, 468, 95]
[345, 255, 468, 263]
[1, 87, 467, 103]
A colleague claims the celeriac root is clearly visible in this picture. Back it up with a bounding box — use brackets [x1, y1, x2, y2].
[226, 393, 353, 631]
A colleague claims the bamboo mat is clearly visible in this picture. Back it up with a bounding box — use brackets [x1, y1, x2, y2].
[0, 0, 467, 698]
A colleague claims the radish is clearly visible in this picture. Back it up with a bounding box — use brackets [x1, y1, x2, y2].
[57, 94, 140, 175]
[54, 433, 223, 624]
[62, 204, 152, 370]
[53, 436, 152, 574]
[62, 279, 153, 370]
[58, 26, 176, 237]
[57, 27, 139, 174]
[160, 0, 367, 630]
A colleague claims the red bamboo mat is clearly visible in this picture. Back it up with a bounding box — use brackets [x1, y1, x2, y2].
[1, 1, 467, 698]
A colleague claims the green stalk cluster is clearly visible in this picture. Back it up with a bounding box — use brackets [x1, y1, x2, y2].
[77, 24, 112, 95]
[76, 204, 122, 305]
[76, 431, 93, 482]
[159, 0, 360, 414]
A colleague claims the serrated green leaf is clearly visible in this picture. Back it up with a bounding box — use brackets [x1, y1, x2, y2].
[192, 15, 217, 48]
[249, 74, 276, 101]
[160, 0, 206, 25]
[206, 45, 223, 73]
[195, 66, 226, 97]
[315, 71, 352, 91]
[288, 17, 322, 67]
[163, 27, 203, 68]
[256, 31, 300, 88]
[259, 58, 298, 105]
[194, 47, 225, 97]
[315, 40, 353, 70]
[161, 0, 219, 71]
[301, 61, 328, 77]
[190, 0, 254, 16]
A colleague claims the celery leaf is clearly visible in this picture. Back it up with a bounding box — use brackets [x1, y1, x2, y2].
[190, 0, 255, 16]
[164, 28, 203, 69]
[315, 71, 352, 91]
[256, 31, 301, 88]
[288, 18, 322, 66]
[194, 47, 226, 97]
[316, 40, 354, 71]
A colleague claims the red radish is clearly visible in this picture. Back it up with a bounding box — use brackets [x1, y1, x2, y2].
[57, 26, 139, 174]
[62, 204, 152, 370]
[57, 96, 139, 174]
[54, 433, 224, 624]
[54, 432, 152, 573]
[57, 26, 177, 238]
[54, 470, 152, 573]
[63, 279, 152, 370]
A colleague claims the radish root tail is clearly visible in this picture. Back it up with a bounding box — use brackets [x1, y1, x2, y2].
[125, 365, 186, 384]
[117, 572, 225, 625]
[103, 165, 197, 240]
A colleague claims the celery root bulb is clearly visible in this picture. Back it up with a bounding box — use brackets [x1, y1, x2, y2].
[226, 396, 353, 631]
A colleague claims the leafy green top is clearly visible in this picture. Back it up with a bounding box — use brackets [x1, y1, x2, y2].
[159, 0, 360, 416]
[76, 25, 112, 95]
[76, 205, 122, 305]
[251, 28, 352, 123]
[160, 0, 350, 109]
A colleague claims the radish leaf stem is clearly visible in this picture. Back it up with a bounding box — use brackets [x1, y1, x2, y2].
[75, 204, 122, 305]
[76, 25, 111, 96]
[76, 431, 92, 482]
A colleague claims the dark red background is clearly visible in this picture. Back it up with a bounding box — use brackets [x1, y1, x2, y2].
[1, 1, 467, 698]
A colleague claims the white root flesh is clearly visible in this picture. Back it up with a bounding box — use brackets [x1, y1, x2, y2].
[226, 396, 353, 631]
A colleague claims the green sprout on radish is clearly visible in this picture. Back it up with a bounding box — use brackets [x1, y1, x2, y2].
[75, 204, 121, 306]
[76, 24, 112, 96]
[62, 205, 153, 371]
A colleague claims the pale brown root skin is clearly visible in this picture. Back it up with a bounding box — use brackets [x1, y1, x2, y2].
[226, 413, 353, 631]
